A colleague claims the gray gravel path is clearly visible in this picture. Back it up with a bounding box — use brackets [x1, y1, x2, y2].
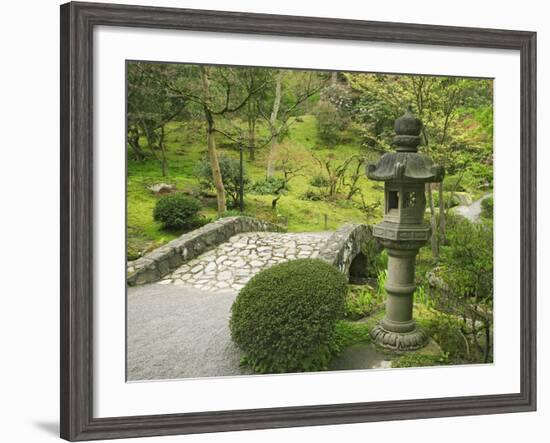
[453, 193, 492, 223]
[127, 282, 399, 381]
[127, 283, 252, 381]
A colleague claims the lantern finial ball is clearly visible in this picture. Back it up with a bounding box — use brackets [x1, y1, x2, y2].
[394, 108, 422, 152]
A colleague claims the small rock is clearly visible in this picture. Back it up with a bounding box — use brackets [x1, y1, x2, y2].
[147, 183, 175, 194]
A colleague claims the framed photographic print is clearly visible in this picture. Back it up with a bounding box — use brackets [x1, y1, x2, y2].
[60, 1, 536, 441]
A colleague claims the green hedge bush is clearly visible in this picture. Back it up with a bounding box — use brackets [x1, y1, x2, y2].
[230, 259, 347, 373]
[153, 193, 201, 229]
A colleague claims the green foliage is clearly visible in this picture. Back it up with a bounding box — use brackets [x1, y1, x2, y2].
[309, 174, 330, 188]
[344, 286, 382, 320]
[217, 210, 253, 219]
[314, 101, 350, 145]
[333, 320, 372, 348]
[413, 285, 434, 309]
[463, 162, 493, 189]
[371, 250, 388, 278]
[127, 241, 143, 261]
[441, 219, 493, 302]
[195, 154, 249, 208]
[391, 352, 450, 368]
[431, 218, 494, 363]
[433, 191, 472, 209]
[299, 189, 323, 201]
[249, 177, 285, 195]
[152, 193, 201, 230]
[376, 269, 388, 297]
[345, 73, 493, 172]
[444, 174, 468, 193]
[481, 196, 493, 219]
[230, 259, 348, 373]
[421, 313, 470, 362]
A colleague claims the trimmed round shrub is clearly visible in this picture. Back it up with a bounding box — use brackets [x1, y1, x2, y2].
[153, 193, 201, 229]
[230, 259, 347, 373]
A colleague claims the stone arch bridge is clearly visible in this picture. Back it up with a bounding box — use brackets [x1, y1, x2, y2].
[127, 216, 379, 293]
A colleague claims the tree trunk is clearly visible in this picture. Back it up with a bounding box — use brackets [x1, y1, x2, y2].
[438, 181, 446, 244]
[427, 183, 439, 259]
[128, 127, 146, 161]
[158, 126, 168, 177]
[200, 67, 227, 214]
[140, 120, 167, 176]
[266, 71, 282, 178]
[248, 101, 256, 161]
[266, 134, 278, 178]
[206, 118, 226, 214]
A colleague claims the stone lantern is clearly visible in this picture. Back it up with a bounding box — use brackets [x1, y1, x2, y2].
[366, 108, 444, 351]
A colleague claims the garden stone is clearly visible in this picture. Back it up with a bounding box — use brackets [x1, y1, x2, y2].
[147, 183, 175, 194]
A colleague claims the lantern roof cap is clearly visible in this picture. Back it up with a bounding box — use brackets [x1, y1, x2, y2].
[366, 152, 444, 183]
[366, 108, 444, 183]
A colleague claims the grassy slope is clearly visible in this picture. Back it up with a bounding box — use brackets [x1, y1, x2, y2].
[127, 115, 383, 256]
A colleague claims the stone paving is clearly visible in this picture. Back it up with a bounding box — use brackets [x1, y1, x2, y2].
[159, 231, 332, 292]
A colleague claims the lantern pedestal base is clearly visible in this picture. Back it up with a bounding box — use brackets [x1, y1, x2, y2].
[370, 322, 428, 351]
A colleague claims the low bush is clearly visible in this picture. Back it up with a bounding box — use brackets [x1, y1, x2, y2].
[300, 189, 323, 201]
[309, 174, 330, 188]
[421, 314, 469, 362]
[443, 175, 468, 193]
[153, 193, 201, 229]
[344, 286, 382, 320]
[248, 177, 286, 195]
[230, 259, 347, 373]
[314, 101, 345, 145]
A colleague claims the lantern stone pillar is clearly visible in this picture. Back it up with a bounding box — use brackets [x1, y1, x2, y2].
[366, 108, 444, 351]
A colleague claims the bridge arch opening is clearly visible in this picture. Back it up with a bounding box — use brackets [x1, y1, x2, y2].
[348, 252, 369, 285]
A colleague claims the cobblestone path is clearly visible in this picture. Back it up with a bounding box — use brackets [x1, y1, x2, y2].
[159, 231, 332, 292]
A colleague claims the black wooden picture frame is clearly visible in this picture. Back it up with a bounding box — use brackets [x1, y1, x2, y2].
[60, 1, 537, 441]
